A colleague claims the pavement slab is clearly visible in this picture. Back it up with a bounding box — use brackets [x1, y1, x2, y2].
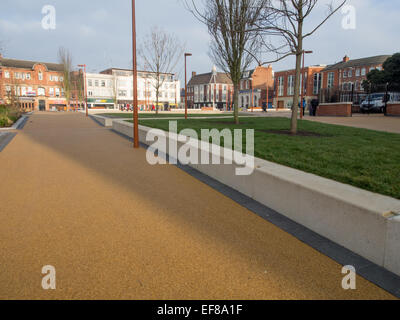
[0, 112, 396, 300]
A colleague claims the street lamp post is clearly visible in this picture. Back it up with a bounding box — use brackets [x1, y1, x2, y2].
[300, 50, 313, 119]
[132, 0, 139, 149]
[184, 53, 192, 120]
[78, 64, 88, 117]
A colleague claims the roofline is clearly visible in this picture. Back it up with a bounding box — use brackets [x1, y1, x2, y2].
[100, 67, 175, 76]
[0, 57, 63, 71]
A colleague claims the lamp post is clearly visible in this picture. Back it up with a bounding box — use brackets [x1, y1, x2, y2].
[77, 64, 88, 117]
[132, 0, 139, 149]
[300, 50, 313, 119]
[184, 53, 192, 120]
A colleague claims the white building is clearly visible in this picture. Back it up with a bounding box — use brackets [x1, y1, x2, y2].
[86, 73, 117, 109]
[99, 68, 181, 110]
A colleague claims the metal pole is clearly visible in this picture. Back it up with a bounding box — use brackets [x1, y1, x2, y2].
[300, 51, 305, 119]
[83, 65, 88, 117]
[132, 0, 139, 149]
[251, 80, 254, 112]
[185, 54, 188, 120]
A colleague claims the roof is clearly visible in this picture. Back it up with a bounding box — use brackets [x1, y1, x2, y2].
[0, 57, 64, 72]
[188, 72, 232, 86]
[323, 55, 391, 71]
[100, 67, 174, 76]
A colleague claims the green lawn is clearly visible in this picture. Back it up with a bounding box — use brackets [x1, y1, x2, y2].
[100, 113, 244, 119]
[130, 117, 400, 200]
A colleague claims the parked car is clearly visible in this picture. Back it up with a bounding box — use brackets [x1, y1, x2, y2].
[360, 92, 400, 113]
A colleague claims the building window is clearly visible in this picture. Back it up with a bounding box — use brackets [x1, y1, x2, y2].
[55, 88, 60, 97]
[49, 88, 55, 96]
[343, 71, 347, 78]
[327, 72, 335, 88]
[95, 80, 99, 87]
[60, 76, 63, 82]
[38, 72, 43, 81]
[313, 73, 322, 95]
[356, 69, 360, 77]
[4, 71, 10, 78]
[21, 87, 27, 96]
[5, 86, 11, 94]
[38, 87, 45, 96]
[278, 76, 284, 97]
[287, 75, 294, 96]
[118, 90, 127, 96]
[15, 72, 20, 79]
[101, 80, 106, 87]
[54, 76, 59, 82]
[49, 75, 53, 81]
[88, 79, 93, 87]
[361, 68, 366, 76]
[348, 69, 353, 77]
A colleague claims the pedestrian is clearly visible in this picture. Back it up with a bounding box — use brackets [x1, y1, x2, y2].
[302, 98, 306, 116]
[311, 99, 319, 116]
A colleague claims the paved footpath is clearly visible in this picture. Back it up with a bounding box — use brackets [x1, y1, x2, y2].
[0, 112, 395, 300]
[306, 114, 400, 134]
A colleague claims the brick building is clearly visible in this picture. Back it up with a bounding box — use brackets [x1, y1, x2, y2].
[273, 65, 326, 109]
[239, 65, 274, 109]
[321, 55, 391, 92]
[0, 55, 66, 111]
[187, 66, 234, 110]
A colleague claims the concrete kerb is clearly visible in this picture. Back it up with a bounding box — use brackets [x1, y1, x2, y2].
[110, 118, 400, 278]
[0, 113, 30, 131]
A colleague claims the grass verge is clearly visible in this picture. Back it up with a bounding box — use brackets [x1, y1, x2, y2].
[130, 116, 400, 199]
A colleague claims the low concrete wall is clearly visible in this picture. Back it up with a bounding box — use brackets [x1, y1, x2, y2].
[90, 115, 115, 127]
[111, 119, 400, 276]
[317, 102, 352, 117]
[387, 102, 400, 116]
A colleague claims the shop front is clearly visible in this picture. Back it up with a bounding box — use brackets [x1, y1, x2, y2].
[18, 97, 36, 111]
[87, 98, 116, 110]
[48, 98, 67, 111]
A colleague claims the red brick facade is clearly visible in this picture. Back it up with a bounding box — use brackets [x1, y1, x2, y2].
[0, 56, 66, 111]
[273, 66, 325, 109]
[321, 55, 390, 92]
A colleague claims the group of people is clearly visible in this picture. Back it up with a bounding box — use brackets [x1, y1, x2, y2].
[299, 98, 319, 117]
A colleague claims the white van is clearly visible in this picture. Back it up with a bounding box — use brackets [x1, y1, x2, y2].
[360, 92, 400, 113]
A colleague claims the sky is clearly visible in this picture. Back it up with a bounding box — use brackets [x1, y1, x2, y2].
[0, 0, 399, 85]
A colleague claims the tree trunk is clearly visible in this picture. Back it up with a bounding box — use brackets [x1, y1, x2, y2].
[291, 14, 304, 135]
[233, 82, 240, 125]
[291, 51, 302, 134]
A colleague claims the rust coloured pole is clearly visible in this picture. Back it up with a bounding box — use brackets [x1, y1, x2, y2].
[184, 53, 192, 119]
[185, 54, 188, 119]
[300, 51, 305, 120]
[132, 0, 139, 148]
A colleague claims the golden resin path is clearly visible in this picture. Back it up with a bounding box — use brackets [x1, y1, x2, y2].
[0, 112, 395, 299]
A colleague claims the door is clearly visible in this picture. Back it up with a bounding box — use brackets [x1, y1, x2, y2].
[39, 100, 46, 111]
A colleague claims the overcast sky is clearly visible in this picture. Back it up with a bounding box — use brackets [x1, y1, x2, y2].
[0, 0, 399, 85]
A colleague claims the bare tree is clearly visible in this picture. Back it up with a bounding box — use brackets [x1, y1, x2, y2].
[257, 0, 346, 134]
[138, 27, 184, 114]
[185, 0, 267, 124]
[58, 47, 73, 111]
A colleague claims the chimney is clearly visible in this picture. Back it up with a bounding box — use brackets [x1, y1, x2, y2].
[343, 55, 350, 62]
[192, 72, 196, 78]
